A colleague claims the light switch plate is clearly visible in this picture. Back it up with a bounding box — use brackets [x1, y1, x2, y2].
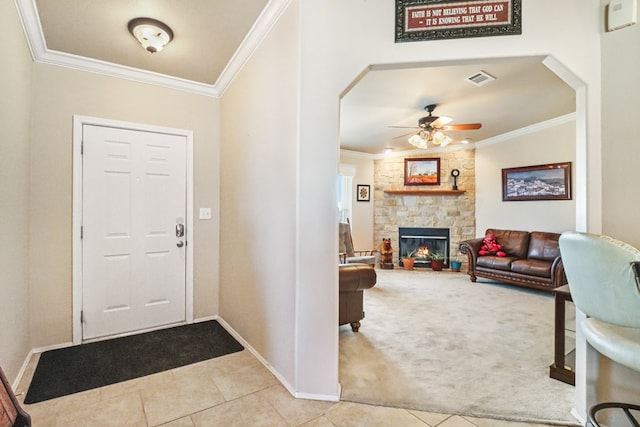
[199, 208, 212, 220]
[608, 0, 637, 31]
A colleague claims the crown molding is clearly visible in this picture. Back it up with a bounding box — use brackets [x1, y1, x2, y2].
[214, 0, 293, 96]
[14, 0, 291, 98]
[475, 112, 576, 147]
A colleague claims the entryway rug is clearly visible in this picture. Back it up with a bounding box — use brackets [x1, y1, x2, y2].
[24, 320, 243, 404]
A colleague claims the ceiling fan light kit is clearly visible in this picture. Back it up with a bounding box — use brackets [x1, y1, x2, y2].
[128, 17, 174, 53]
[432, 131, 452, 147]
[408, 133, 428, 148]
[399, 104, 479, 150]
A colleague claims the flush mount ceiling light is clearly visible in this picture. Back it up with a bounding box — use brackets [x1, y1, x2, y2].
[128, 17, 174, 53]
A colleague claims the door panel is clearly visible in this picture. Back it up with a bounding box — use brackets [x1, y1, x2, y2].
[82, 125, 186, 340]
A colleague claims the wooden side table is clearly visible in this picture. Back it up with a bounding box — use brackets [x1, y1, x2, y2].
[549, 284, 575, 385]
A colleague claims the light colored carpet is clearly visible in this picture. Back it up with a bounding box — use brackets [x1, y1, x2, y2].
[339, 269, 579, 425]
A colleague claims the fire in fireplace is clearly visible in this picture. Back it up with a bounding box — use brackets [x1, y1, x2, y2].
[398, 227, 450, 268]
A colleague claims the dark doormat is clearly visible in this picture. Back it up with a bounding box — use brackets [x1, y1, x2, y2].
[24, 320, 243, 404]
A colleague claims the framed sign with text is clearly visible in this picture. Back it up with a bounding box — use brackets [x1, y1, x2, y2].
[395, 0, 521, 43]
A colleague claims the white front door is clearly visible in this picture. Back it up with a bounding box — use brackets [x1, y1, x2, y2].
[81, 124, 187, 340]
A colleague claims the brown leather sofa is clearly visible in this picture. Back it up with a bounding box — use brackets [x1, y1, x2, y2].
[459, 228, 568, 292]
[339, 263, 377, 331]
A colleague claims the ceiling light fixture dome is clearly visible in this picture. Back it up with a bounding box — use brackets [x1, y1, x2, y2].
[128, 17, 174, 53]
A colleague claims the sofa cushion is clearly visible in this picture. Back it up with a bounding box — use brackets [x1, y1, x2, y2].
[527, 231, 561, 261]
[487, 229, 530, 259]
[477, 255, 516, 271]
[511, 258, 552, 278]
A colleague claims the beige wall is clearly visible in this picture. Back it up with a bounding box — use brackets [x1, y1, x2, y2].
[219, 2, 300, 389]
[601, 3, 640, 248]
[476, 119, 576, 235]
[29, 64, 220, 347]
[339, 153, 374, 250]
[0, 1, 34, 381]
[590, 0, 640, 415]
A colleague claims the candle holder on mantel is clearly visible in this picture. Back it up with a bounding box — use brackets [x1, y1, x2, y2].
[451, 169, 460, 190]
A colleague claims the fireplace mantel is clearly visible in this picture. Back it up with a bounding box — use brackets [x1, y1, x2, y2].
[384, 189, 466, 196]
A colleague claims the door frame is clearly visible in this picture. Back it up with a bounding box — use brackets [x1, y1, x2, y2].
[72, 115, 194, 344]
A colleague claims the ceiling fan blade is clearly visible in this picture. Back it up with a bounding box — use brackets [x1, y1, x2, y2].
[431, 116, 452, 128]
[442, 123, 482, 131]
[393, 130, 418, 139]
[388, 126, 419, 129]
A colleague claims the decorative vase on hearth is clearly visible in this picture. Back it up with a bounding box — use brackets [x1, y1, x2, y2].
[430, 259, 444, 271]
[402, 258, 415, 270]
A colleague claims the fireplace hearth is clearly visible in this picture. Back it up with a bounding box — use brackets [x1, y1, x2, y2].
[399, 227, 450, 268]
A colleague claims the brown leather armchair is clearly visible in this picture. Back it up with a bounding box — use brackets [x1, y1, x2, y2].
[339, 263, 377, 332]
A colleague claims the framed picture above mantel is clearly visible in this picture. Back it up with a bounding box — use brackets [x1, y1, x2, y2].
[502, 162, 572, 201]
[404, 157, 440, 186]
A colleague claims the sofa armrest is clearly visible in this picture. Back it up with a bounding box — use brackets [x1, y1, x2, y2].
[459, 238, 483, 265]
[551, 257, 569, 287]
[339, 264, 377, 292]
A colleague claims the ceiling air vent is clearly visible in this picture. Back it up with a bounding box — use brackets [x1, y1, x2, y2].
[467, 70, 496, 87]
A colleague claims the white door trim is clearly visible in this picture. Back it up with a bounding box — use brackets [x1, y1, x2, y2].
[72, 115, 194, 345]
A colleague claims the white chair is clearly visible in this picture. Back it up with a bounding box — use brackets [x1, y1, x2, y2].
[559, 231, 640, 427]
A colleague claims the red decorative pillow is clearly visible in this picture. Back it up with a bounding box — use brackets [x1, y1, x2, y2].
[478, 233, 506, 257]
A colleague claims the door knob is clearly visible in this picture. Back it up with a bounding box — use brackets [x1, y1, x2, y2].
[177, 241, 184, 248]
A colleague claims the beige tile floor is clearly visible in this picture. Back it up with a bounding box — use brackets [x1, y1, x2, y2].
[16, 349, 564, 427]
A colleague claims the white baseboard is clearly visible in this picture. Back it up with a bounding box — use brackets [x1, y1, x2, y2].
[570, 408, 585, 425]
[213, 317, 295, 395]
[14, 341, 73, 390]
[214, 317, 338, 402]
[194, 314, 218, 323]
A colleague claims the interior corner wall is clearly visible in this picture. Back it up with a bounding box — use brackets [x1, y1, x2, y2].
[590, 0, 640, 414]
[28, 64, 220, 348]
[601, 3, 640, 249]
[339, 153, 374, 250]
[219, 2, 300, 391]
[295, 0, 600, 401]
[475, 120, 577, 235]
[0, 1, 34, 381]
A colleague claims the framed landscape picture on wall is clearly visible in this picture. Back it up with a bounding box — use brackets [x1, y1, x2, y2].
[502, 162, 572, 201]
[404, 157, 440, 186]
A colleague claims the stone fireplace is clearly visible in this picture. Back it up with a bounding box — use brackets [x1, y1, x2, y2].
[373, 151, 476, 268]
[399, 227, 450, 268]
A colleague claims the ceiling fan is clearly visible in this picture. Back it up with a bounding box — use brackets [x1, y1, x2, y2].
[390, 104, 482, 148]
